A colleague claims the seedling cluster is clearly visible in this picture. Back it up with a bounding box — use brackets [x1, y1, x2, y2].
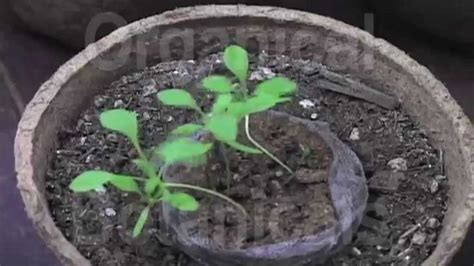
[70, 45, 297, 236]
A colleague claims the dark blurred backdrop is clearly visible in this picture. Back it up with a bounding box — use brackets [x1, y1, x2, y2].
[0, 0, 472, 265]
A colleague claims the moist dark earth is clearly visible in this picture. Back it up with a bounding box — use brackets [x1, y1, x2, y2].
[46, 52, 447, 266]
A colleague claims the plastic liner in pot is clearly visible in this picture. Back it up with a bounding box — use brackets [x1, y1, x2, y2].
[161, 111, 368, 266]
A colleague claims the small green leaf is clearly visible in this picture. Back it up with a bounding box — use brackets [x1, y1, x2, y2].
[224, 45, 249, 82]
[171, 124, 203, 136]
[145, 178, 161, 197]
[157, 89, 197, 109]
[212, 94, 233, 114]
[244, 94, 282, 114]
[255, 77, 297, 97]
[202, 75, 233, 93]
[70, 171, 113, 192]
[133, 206, 150, 237]
[100, 109, 139, 146]
[206, 114, 238, 142]
[110, 175, 140, 193]
[157, 138, 213, 164]
[132, 159, 157, 179]
[227, 94, 280, 119]
[163, 192, 199, 211]
[186, 154, 208, 167]
[226, 101, 248, 120]
[226, 141, 262, 154]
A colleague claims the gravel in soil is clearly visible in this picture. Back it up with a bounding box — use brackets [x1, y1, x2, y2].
[46, 52, 447, 266]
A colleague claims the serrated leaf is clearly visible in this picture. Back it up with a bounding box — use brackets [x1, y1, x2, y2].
[226, 141, 262, 154]
[163, 192, 199, 211]
[157, 138, 213, 164]
[206, 114, 238, 142]
[212, 94, 233, 114]
[70, 171, 113, 192]
[157, 89, 197, 109]
[255, 77, 297, 97]
[202, 75, 233, 93]
[224, 45, 249, 82]
[171, 124, 203, 137]
[110, 175, 140, 193]
[133, 207, 150, 237]
[132, 159, 157, 179]
[100, 109, 139, 146]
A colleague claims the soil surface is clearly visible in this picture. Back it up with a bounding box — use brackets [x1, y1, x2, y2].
[164, 111, 335, 250]
[46, 52, 447, 266]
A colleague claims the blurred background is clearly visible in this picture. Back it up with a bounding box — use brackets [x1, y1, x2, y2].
[1, 0, 472, 265]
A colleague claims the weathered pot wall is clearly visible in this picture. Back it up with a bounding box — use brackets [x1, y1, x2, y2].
[9, 0, 364, 49]
[15, 5, 473, 266]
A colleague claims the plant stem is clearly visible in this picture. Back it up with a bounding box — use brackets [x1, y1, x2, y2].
[244, 115, 293, 174]
[134, 143, 148, 162]
[165, 183, 248, 217]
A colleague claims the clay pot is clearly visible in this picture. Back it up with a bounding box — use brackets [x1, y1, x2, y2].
[15, 5, 473, 266]
[9, 0, 365, 49]
[9, 0, 272, 49]
[367, 0, 474, 45]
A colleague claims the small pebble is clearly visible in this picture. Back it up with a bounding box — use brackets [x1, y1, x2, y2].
[411, 232, 427, 245]
[387, 158, 408, 171]
[94, 97, 107, 107]
[105, 208, 117, 217]
[351, 247, 362, 257]
[143, 112, 151, 121]
[80, 137, 87, 146]
[94, 186, 106, 194]
[85, 154, 93, 164]
[250, 188, 267, 200]
[430, 180, 439, 194]
[166, 116, 174, 122]
[427, 218, 440, 229]
[232, 173, 242, 182]
[435, 175, 447, 181]
[142, 80, 158, 96]
[106, 133, 118, 142]
[295, 169, 326, 184]
[275, 170, 284, 178]
[349, 128, 361, 141]
[310, 113, 318, 120]
[269, 180, 282, 194]
[302, 64, 320, 75]
[249, 67, 276, 81]
[369, 171, 404, 192]
[299, 99, 315, 109]
[114, 99, 124, 108]
[398, 238, 407, 245]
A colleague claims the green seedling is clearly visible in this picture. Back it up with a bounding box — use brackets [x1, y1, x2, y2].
[69, 109, 246, 237]
[157, 45, 297, 186]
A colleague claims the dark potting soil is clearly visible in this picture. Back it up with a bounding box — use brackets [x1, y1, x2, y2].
[46, 52, 447, 266]
[164, 111, 336, 251]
